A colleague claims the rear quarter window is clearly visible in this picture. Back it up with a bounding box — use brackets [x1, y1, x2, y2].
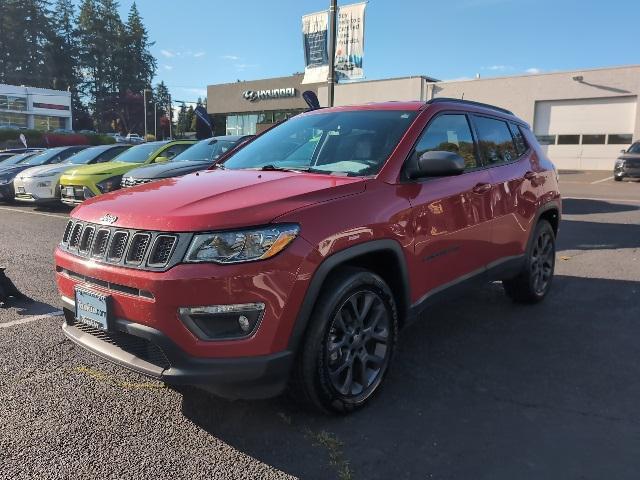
[473, 116, 518, 165]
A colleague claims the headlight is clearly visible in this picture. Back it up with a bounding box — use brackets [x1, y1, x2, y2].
[36, 180, 52, 187]
[615, 159, 625, 167]
[185, 224, 300, 264]
[96, 175, 123, 193]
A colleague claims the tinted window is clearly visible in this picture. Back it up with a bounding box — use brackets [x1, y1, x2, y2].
[414, 114, 477, 169]
[509, 123, 528, 155]
[171, 139, 239, 162]
[557, 135, 580, 145]
[582, 134, 605, 145]
[609, 134, 633, 145]
[65, 146, 110, 165]
[160, 144, 191, 161]
[22, 148, 66, 165]
[99, 146, 129, 162]
[473, 116, 518, 165]
[223, 110, 418, 176]
[536, 135, 556, 145]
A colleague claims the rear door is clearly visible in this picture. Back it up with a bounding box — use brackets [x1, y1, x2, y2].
[471, 115, 539, 265]
[408, 112, 494, 297]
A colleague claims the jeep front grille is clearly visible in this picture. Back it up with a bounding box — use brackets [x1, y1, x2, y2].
[59, 220, 190, 271]
[121, 177, 154, 188]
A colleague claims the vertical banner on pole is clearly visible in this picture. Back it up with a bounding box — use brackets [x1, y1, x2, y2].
[335, 2, 366, 81]
[302, 10, 329, 84]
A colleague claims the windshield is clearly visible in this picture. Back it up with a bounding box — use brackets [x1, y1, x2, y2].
[170, 138, 238, 163]
[22, 148, 65, 166]
[627, 142, 640, 154]
[63, 146, 108, 165]
[222, 110, 418, 176]
[114, 143, 161, 163]
[2, 152, 37, 165]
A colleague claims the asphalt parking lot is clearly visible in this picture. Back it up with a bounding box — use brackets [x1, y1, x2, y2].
[1, 171, 639, 480]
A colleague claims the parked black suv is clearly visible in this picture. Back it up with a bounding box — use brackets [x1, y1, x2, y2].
[614, 142, 640, 181]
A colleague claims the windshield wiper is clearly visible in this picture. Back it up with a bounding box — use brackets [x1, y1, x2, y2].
[259, 164, 311, 173]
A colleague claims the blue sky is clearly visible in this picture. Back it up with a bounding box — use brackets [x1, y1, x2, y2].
[114, 0, 640, 104]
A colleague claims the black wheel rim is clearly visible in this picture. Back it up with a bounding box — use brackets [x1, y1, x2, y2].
[531, 230, 554, 295]
[326, 290, 391, 397]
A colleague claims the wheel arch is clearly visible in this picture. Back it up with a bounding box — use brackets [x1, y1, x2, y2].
[287, 239, 411, 352]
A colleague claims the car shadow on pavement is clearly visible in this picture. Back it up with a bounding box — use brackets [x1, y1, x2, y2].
[562, 198, 639, 215]
[180, 274, 640, 480]
[559, 219, 640, 251]
[0, 298, 60, 317]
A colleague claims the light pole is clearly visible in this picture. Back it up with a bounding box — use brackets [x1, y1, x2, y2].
[327, 0, 338, 107]
[143, 88, 149, 137]
[168, 94, 172, 138]
[154, 102, 157, 139]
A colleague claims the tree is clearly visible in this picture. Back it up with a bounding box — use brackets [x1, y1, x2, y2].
[176, 102, 188, 136]
[121, 2, 156, 94]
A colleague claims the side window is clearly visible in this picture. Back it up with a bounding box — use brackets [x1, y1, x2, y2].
[414, 114, 478, 169]
[161, 144, 189, 160]
[473, 116, 518, 165]
[98, 147, 125, 163]
[509, 123, 528, 156]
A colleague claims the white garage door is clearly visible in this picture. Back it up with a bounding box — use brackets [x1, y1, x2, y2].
[533, 96, 637, 170]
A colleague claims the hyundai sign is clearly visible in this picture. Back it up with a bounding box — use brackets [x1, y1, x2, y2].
[242, 88, 297, 102]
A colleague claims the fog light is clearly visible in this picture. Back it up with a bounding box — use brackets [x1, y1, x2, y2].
[178, 303, 265, 340]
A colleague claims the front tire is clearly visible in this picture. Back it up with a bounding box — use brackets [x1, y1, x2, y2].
[290, 268, 398, 414]
[614, 175, 623, 182]
[503, 219, 556, 303]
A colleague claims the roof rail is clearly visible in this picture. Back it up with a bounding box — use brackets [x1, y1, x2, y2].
[426, 97, 514, 115]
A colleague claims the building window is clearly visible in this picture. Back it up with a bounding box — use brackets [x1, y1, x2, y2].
[536, 135, 556, 145]
[607, 134, 633, 144]
[225, 114, 259, 135]
[33, 115, 66, 131]
[0, 95, 27, 111]
[557, 134, 580, 145]
[0, 112, 28, 128]
[581, 134, 606, 145]
[32, 102, 70, 111]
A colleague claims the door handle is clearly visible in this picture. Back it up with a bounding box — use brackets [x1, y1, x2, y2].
[472, 183, 492, 194]
[524, 171, 537, 180]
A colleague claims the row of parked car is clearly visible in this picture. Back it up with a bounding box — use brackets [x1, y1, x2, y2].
[0, 135, 251, 206]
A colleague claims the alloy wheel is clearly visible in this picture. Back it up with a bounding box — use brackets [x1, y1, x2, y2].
[530, 230, 555, 295]
[325, 290, 391, 397]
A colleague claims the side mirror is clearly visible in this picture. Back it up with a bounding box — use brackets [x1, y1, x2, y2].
[409, 151, 465, 179]
[620, 149, 627, 154]
[155, 156, 169, 163]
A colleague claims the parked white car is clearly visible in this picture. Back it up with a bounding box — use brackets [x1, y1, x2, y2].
[14, 144, 130, 204]
[126, 133, 145, 144]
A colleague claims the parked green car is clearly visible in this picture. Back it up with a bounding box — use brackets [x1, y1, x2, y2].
[59, 140, 196, 205]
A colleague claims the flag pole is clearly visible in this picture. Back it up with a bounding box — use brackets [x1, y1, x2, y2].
[327, 0, 338, 107]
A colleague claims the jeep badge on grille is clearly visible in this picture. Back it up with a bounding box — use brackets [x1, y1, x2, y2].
[99, 213, 118, 225]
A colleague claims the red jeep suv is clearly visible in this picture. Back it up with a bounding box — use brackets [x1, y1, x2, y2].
[55, 98, 561, 413]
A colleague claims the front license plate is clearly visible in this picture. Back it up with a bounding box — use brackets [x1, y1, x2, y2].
[75, 287, 110, 331]
[17, 186, 25, 194]
[65, 187, 74, 197]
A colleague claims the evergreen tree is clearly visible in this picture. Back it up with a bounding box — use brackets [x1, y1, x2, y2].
[121, 2, 156, 94]
[176, 102, 188, 136]
[154, 81, 170, 118]
[186, 105, 194, 132]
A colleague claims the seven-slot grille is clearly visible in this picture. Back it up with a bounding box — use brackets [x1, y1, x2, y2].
[60, 219, 184, 270]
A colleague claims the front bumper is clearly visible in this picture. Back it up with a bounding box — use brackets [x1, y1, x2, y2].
[55, 238, 317, 397]
[61, 302, 293, 399]
[0, 182, 14, 200]
[614, 164, 640, 178]
[14, 176, 60, 204]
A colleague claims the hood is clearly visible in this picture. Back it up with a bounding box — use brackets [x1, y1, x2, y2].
[618, 153, 640, 161]
[125, 160, 209, 180]
[17, 163, 74, 179]
[72, 169, 365, 231]
[62, 161, 136, 179]
[0, 164, 31, 178]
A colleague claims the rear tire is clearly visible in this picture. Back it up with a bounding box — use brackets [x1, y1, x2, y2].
[503, 219, 556, 304]
[290, 268, 398, 414]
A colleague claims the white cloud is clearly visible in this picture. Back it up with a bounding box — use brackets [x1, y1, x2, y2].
[160, 49, 175, 58]
[525, 67, 542, 74]
[163, 64, 174, 71]
[193, 51, 206, 58]
[484, 65, 513, 71]
[235, 63, 258, 70]
[221, 55, 240, 61]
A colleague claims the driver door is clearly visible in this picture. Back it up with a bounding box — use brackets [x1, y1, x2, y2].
[408, 113, 494, 297]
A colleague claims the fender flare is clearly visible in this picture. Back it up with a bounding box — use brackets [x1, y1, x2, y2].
[287, 239, 411, 351]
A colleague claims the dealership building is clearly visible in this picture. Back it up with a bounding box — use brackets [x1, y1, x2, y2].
[0, 84, 72, 131]
[207, 64, 640, 170]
